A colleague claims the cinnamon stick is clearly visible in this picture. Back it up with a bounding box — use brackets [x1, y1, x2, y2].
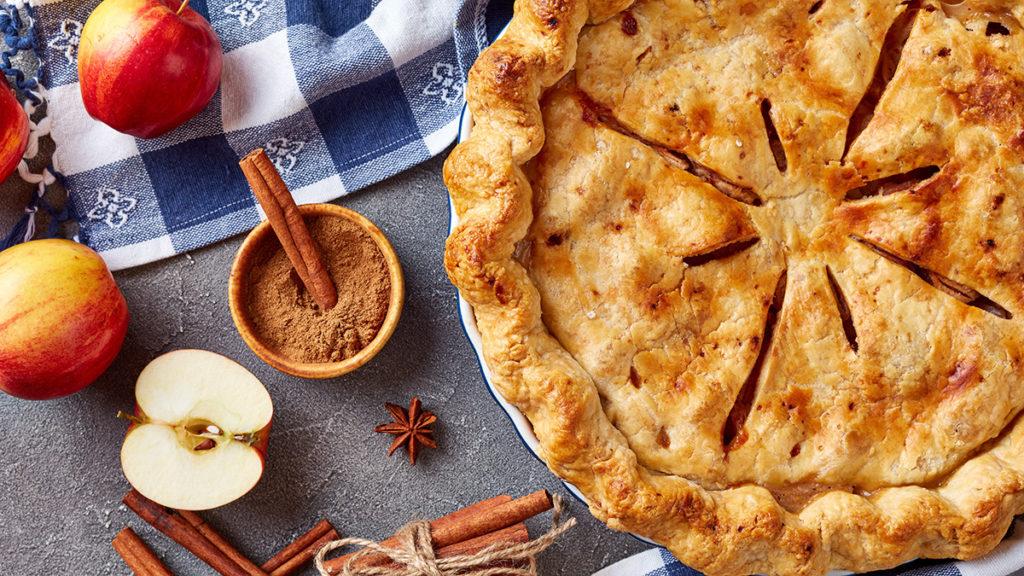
[267, 526, 339, 576]
[178, 510, 267, 576]
[240, 148, 337, 310]
[434, 494, 512, 530]
[123, 490, 251, 576]
[436, 522, 529, 557]
[443, 523, 531, 575]
[323, 490, 552, 573]
[431, 490, 550, 545]
[261, 519, 334, 573]
[113, 527, 174, 576]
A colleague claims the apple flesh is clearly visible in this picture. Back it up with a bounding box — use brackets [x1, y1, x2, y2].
[121, 350, 273, 510]
[0, 239, 128, 400]
[0, 77, 28, 183]
[78, 0, 222, 138]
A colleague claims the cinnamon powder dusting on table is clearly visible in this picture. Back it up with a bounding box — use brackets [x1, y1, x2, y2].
[246, 215, 391, 363]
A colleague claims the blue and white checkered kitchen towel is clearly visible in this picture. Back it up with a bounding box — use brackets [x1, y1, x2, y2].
[31, 0, 511, 270]
[595, 519, 1024, 576]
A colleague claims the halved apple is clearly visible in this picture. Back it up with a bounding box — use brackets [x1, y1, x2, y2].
[120, 350, 273, 511]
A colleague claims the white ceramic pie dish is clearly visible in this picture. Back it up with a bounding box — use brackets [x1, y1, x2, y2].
[446, 20, 1024, 576]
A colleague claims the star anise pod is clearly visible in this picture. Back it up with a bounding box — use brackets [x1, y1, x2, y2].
[374, 397, 437, 465]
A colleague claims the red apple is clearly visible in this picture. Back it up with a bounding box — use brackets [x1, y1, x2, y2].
[0, 78, 28, 183]
[78, 0, 222, 138]
[121, 350, 273, 510]
[0, 239, 128, 400]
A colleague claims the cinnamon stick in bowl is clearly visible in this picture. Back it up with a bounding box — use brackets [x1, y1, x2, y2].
[230, 161, 405, 379]
[239, 149, 337, 311]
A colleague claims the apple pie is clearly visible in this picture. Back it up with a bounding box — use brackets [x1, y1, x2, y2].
[444, 1, 1024, 573]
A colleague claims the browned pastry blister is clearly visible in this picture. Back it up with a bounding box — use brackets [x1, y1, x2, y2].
[444, 1, 1024, 574]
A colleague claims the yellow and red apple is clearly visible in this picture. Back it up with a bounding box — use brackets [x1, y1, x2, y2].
[0, 239, 128, 400]
[121, 350, 273, 510]
[78, 0, 222, 138]
[0, 77, 28, 183]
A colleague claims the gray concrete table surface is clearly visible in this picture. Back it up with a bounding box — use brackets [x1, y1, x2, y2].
[0, 154, 649, 575]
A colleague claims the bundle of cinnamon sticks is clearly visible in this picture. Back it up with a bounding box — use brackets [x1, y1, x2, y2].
[114, 489, 555, 575]
[322, 490, 553, 574]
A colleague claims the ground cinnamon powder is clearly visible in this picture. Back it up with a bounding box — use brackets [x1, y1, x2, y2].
[246, 214, 391, 363]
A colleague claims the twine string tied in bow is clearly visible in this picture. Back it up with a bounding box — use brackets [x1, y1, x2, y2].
[314, 494, 576, 576]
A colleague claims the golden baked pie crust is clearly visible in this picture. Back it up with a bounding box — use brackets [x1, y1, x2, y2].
[444, 1, 1024, 574]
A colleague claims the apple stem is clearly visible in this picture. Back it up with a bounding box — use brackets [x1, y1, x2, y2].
[116, 410, 144, 425]
[233, 432, 258, 446]
[176, 0, 190, 15]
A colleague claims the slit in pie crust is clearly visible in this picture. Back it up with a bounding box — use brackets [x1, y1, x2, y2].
[444, 1, 1024, 574]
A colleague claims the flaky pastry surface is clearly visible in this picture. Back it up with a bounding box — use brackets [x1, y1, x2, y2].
[445, 1, 1024, 574]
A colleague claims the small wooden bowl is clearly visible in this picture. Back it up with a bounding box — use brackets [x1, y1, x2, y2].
[228, 204, 404, 379]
